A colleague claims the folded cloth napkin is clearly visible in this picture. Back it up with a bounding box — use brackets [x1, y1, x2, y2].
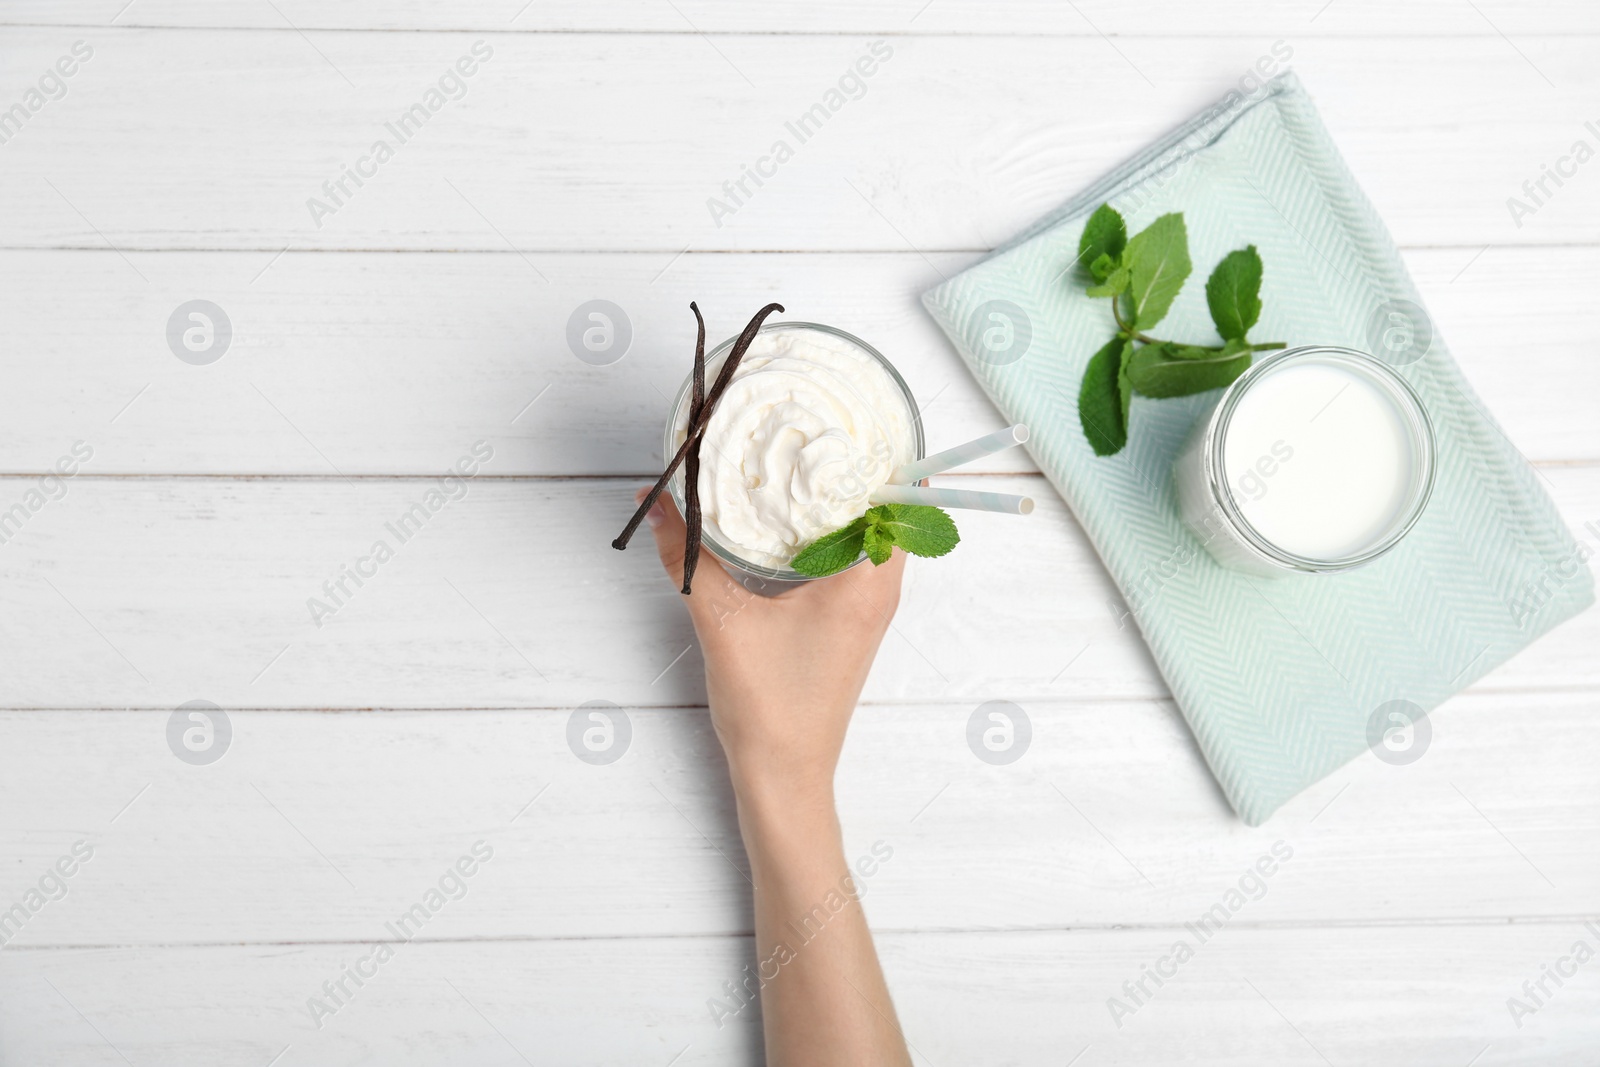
[922, 71, 1593, 825]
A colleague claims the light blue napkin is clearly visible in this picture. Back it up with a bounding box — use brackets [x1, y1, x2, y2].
[922, 72, 1593, 824]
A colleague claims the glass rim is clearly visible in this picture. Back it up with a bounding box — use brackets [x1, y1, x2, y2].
[661, 320, 925, 583]
[1201, 345, 1437, 573]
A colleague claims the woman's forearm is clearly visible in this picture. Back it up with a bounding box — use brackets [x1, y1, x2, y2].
[637, 488, 914, 1061]
[734, 778, 912, 1067]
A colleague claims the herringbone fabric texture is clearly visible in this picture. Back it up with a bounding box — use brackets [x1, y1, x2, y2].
[922, 72, 1592, 824]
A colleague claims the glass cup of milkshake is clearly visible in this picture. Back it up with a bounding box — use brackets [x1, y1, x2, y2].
[663, 322, 924, 591]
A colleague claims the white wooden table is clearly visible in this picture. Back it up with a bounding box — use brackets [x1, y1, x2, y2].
[1, 3, 1597, 1064]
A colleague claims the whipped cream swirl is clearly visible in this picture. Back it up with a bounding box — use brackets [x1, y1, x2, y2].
[674, 326, 917, 569]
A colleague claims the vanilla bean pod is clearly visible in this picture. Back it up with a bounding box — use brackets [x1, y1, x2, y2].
[680, 302, 707, 594]
[611, 302, 785, 561]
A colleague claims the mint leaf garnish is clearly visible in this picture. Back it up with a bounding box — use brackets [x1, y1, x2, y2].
[1086, 264, 1130, 299]
[1205, 245, 1263, 341]
[1078, 336, 1128, 457]
[789, 504, 960, 578]
[863, 523, 893, 566]
[1165, 342, 1226, 361]
[1124, 213, 1191, 330]
[1078, 204, 1127, 281]
[870, 503, 960, 558]
[1070, 205, 1283, 456]
[790, 516, 868, 577]
[1114, 337, 1134, 429]
[1126, 342, 1253, 398]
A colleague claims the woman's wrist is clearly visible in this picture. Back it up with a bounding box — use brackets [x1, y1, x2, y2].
[731, 765, 838, 837]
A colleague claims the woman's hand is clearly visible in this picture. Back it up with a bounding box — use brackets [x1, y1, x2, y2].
[637, 487, 904, 810]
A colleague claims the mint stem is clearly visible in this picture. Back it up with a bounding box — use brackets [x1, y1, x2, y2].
[1108, 295, 1282, 354]
[1109, 295, 1159, 343]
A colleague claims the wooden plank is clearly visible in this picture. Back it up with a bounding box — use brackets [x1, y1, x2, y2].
[0, 925, 1594, 1065]
[0, 468, 1593, 711]
[10, 0, 1600, 35]
[0, 246, 1591, 477]
[0, 31, 1594, 250]
[0, 690, 1594, 946]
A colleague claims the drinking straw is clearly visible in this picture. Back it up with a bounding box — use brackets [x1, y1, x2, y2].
[869, 483, 1034, 514]
[889, 424, 1029, 484]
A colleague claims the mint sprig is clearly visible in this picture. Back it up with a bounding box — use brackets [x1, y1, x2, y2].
[1077, 336, 1130, 456]
[1205, 245, 1264, 341]
[1123, 212, 1191, 330]
[1074, 205, 1285, 456]
[1078, 203, 1127, 280]
[790, 503, 960, 578]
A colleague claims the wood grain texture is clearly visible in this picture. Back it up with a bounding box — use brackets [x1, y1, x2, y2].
[1, 926, 1595, 1066]
[1, 10, 1596, 1063]
[0, 691, 1593, 948]
[10, 0, 1600, 35]
[0, 245, 1592, 477]
[0, 469, 1593, 711]
[0, 31, 1593, 252]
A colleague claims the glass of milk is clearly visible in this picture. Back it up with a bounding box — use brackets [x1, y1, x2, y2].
[663, 322, 924, 593]
[1172, 346, 1436, 576]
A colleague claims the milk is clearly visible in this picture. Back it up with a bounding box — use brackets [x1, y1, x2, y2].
[1172, 346, 1434, 575]
[1223, 358, 1418, 560]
